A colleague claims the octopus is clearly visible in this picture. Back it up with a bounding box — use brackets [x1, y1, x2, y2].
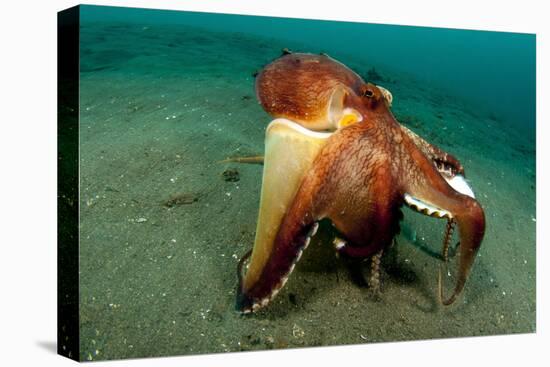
[234, 52, 485, 314]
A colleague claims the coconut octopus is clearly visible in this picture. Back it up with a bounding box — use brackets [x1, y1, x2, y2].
[234, 52, 485, 314]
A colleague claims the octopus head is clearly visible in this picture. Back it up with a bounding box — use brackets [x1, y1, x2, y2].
[359, 83, 386, 108]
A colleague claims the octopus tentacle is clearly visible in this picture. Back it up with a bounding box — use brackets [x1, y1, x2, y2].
[237, 217, 320, 313]
[369, 248, 383, 294]
[402, 140, 485, 305]
[237, 249, 252, 289]
[441, 218, 456, 262]
[237, 168, 323, 312]
[236, 118, 330, 313]
[439, 200, 484, 306]
[400, 125, 465, 177]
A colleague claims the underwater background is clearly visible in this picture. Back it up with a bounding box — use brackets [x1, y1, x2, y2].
[77, 5, 536, 361]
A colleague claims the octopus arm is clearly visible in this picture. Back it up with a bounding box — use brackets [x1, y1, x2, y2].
[400, 124, 465, 176]
[403, 144, 485, 305]
[237, 118, 330, 313]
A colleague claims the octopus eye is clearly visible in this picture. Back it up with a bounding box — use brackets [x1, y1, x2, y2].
[363, 89, 374, 98]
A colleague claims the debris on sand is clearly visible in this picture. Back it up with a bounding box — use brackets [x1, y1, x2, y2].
[222, 168, 240, 182]
[163, 192, 199, 207]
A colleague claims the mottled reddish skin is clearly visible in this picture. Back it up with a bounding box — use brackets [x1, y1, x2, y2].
[237, 54, 485, 311]
[255, 54, 364, 123]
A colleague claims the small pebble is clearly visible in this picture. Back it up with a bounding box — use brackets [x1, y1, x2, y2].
[292, 324, 305, 338]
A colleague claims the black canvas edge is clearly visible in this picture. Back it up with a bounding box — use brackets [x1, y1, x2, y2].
[58, 5, 81, 362]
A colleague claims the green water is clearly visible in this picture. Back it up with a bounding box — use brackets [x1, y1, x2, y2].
[80, 5, 536, 135]
[76, 5, 536, 361]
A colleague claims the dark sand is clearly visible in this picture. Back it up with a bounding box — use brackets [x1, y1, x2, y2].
[78, 22, 535, 361]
